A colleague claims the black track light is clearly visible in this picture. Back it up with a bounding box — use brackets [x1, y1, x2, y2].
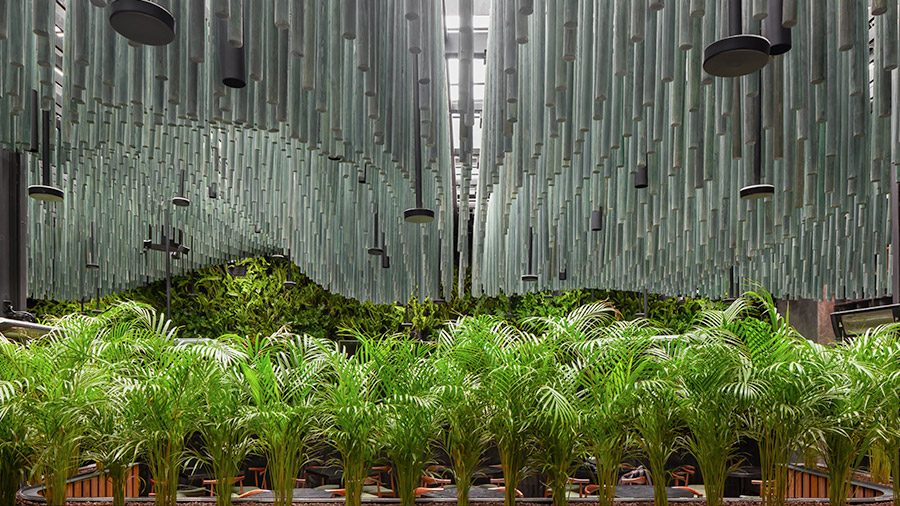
[109, 0, 176, 46]
[703, 0, 770, 77]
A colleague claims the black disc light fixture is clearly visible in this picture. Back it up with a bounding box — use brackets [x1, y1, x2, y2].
[521, 227, 538, 282]
[283, 250, 297, 289]
[740, 72, 775, 200]
[109, 0, 176, 46]
[703, 0, 770, 77]
[28, 103, 63, 202]
[403, 55, 435, 224]
[172, 167, 190, 207]
[218, 18, 246, 88]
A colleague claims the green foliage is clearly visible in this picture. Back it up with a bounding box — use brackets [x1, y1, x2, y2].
[30, 257, 714, 340]
[10, 288, 900, 506]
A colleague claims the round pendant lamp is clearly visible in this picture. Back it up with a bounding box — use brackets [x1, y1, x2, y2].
[404, 55, 434, 223]
[367, 209, 383, 255]
[740, 72, 775, 200]
[381, 233, 391, 268]
[28, 108, 64, 202]
[703, 0, 770, 77]
[521, 227, 538, 282]
[283, 250, 297, 289]
[172, 167, 190, 207]
[109, 0, 176, 46]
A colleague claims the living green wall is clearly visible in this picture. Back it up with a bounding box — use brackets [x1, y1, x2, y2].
[31, 256, 718, 338]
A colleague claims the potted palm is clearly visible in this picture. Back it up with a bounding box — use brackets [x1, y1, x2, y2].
[191, 342, 256, 506]
[578, 322, 658, 506]
[241, 332, 322, 506]
[0, 336, 32, 506]
[374, 335, 444, 506]
[673, 326, 753, 506]
[318, 336, 383, 506]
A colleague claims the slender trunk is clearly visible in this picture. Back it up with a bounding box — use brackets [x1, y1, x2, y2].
[396, 466, 419, 506]
[455, 474, 471, 506]
[108, 464, 127, 506]
[548, 471, 569, 506]
[344, 458, 366, 506]
[0, 465, 20, 506]
[891, 448, 899, 506]
[646, 450, 669, 506]
[504, 481, 517, 506]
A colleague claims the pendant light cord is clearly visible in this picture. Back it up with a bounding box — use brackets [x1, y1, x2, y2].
[413, 54, 424, 209]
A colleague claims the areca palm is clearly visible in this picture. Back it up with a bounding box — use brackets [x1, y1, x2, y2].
[736, 289, 831, 506]
[118, 346, 206, 506]
[0, 336, 32, 506]
[188, 339, 254, 506]
[435, 316, 512, 506]
[673, 323, 756, 506]
[862, 323, 900, 506]
[576, 321, 659, 506]
[363, 333, 443, 506]
[317, 337, 383, 506]
[525, 301, 621, 506]
[241, 332, 323, 506]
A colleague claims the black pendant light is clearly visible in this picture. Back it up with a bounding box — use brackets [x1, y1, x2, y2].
[28, 104, 63, 202]
[172, 167, 190, 207]
[403, 55, 435, 224]
[271, 251, 285, 261]
[765, 0, 792, 55]
[358, 164, 368, 184]
[208, 182, 218, 199]
[283, 250, 297, 289]
[381, 233, 391, 268]
[27, 90, 39, 153]
[433, 237, 447, 304]
[505, 296, 516, 320]
[109, 0, 176, 46]
[740, 72, 775, 200]
[86, 222, 100, 270]
[521, 227, 538, 282]
[634, 165, 648, 189]
[703, 0, 770, 77]
[218, 18, 246, 88]
[400, 304, 413, 329]
[367, 208, 383, 255]
[591, 208, 603, 231]
[635, 289, 649, 318]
